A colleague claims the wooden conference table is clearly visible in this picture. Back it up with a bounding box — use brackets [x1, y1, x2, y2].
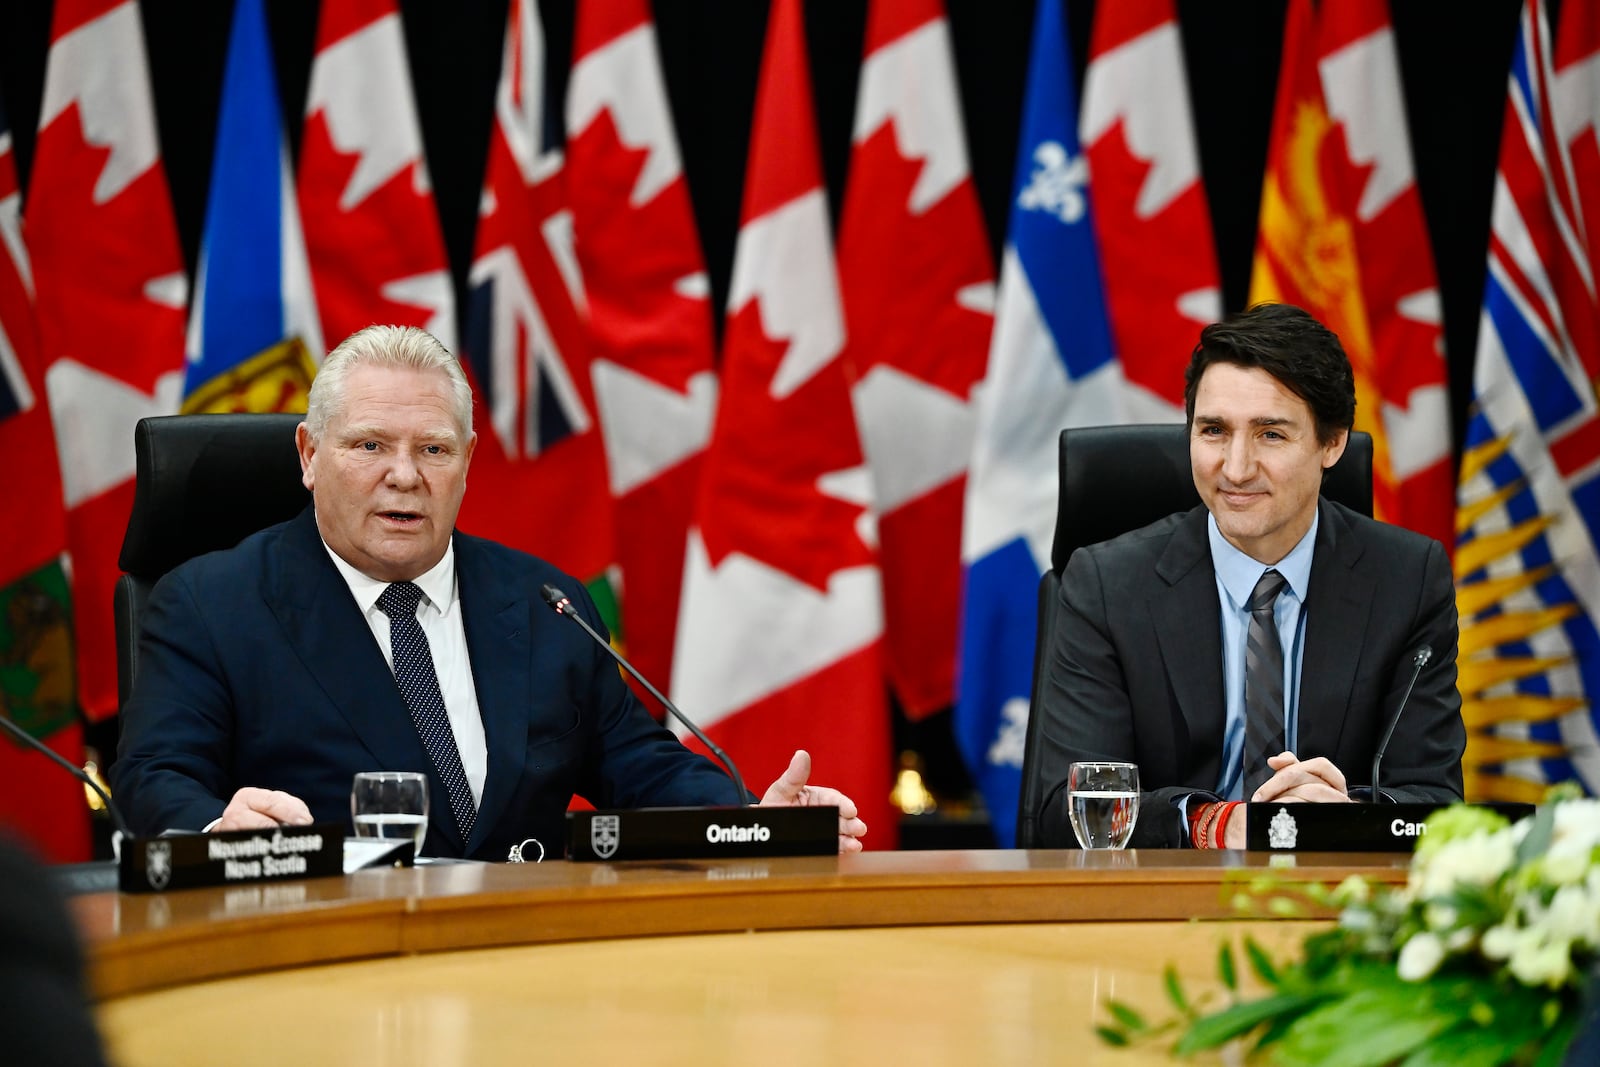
[75, 849, 1410, 1066]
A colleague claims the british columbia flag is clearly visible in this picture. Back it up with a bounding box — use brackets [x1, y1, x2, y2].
[1454, 0, 1600, 801]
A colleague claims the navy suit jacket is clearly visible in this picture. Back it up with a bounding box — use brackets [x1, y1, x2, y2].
[1034, 499, 1466, 848]
[112, 508, 744, 860]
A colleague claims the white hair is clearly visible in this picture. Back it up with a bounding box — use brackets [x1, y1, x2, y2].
[304, 325, 474, 442]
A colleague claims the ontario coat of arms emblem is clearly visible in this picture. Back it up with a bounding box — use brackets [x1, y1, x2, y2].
[590, 815, 620, 860]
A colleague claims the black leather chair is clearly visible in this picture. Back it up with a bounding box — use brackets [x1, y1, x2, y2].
[113, 413, 309, 710]
[1014, 424, 1374, 848]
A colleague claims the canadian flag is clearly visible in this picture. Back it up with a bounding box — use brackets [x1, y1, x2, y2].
[672, 0, 895, 845]
[1082, 0, 1221, 417]
[27, 0, 188, 723]
[458, 0, 613, 583]
[0, 81, 89, 861]
[836, 0, 995, 719]
[299, 0, 455, 352]
[567, 0, 717, 692]
[1251, 0, 1453, 547]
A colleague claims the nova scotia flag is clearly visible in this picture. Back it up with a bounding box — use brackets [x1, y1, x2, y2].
[957, 0, 1128, 846]
[184, 0, 321, 413]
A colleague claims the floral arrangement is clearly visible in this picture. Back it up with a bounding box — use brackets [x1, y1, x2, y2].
[1099, 789, 1600, 1065]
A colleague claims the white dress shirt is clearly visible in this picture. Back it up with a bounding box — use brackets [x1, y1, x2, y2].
[325, 541, 488, 804]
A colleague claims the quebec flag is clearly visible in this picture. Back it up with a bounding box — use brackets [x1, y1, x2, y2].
[184, 0, 321, 413]
[957, 0, 1128, 846]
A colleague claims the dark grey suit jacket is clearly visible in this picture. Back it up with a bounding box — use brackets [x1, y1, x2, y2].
[112, 507, 745, 860]
[1034, 498, 1465, 848]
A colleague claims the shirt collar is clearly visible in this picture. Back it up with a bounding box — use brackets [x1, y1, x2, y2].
[322, 538, 458, 618]
[1207, 508, 1318, 609]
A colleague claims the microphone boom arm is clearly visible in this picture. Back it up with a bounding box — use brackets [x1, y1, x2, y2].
[541, 584, 750, 804]
[1370, 645, 1433, 803]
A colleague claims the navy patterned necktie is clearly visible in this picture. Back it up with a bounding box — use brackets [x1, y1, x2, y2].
[376, 582, 476, 841]
[1243, 569, 1288, 800]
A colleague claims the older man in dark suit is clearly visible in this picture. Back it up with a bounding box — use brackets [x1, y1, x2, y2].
[112, 325, 866, 859]
[1034, 304, 1465, 849]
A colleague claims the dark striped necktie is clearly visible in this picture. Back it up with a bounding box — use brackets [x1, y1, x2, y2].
[376, 581, 477, 841]
[1243, 569, 1288, 800]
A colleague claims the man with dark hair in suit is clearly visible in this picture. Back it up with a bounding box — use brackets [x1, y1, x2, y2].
[112, 325, 867, 860]
[1034, 303, 1465, 849]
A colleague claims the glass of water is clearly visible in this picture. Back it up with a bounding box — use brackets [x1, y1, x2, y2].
[1067, 761, 1140, 850]
[351, 771, 429, 858]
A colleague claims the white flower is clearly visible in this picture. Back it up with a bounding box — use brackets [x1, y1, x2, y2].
[1410, 830, 1516, 900]
[1397, 932, 1447, 982]
[1424, 903, 1459, 931]
[1538, 884, 1600, 946]
[1507, 935, 1572, 988]
[1482, 923, 1521, 961]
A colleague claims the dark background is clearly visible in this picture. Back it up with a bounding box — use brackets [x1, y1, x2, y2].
[0, 0, 1535, 823]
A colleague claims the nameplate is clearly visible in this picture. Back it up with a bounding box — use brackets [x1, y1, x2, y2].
[118, 823, 363, 893]
[1246, 802, 1535, 852]
[565, 806, 838, 862]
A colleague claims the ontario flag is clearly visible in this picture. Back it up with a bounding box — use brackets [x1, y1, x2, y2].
[1081, 0, 1220, 416]
[1454, 0, 1600, 802]
[0, 86, 89, 862]
[184, 0, 322, 415]
[459, 0, 614, 594]
[671, 0, 895, 845]
[27, 0, 188, 726]
[957, 0, 1125, 847]
[1250, 0, 1453, 548]
[299, 0, 455, 352]
[567, 0, 717, 691]
[836, 0, 994, 719]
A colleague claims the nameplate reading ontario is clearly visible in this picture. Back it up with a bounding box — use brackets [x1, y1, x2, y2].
[1245, 802, 1535, 853]
[119, 823, 347, 893]
[565, 806, 838, 862]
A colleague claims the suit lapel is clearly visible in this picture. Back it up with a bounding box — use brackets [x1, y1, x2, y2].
[1151, 509, 1226, 761]
[1298, 500, 1376, 758]
[265, 509, 460, 852]
[454, 534, 531, 857]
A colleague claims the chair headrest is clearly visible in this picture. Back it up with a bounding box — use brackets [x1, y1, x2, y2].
[118, 413, 310, 577]
[1050, 424, 1374, 573]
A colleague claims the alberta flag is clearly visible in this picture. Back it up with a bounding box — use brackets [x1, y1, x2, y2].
[957, 0, 1126, 846]
[184, 0, 322, 413]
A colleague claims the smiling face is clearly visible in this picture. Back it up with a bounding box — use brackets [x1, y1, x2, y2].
[1190, 362, 1347, 564]
[298, 363, 477, 582]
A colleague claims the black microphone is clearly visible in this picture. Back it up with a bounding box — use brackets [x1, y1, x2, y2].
[0, 714, 131, 841]
[1370, 645, 1433, 802]
[540, 583, 750, 803]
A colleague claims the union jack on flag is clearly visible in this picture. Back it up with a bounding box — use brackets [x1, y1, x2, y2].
[1454, 0, 1600, 801]
[459, 0, 614, 589]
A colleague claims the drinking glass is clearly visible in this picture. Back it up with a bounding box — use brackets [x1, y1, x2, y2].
[1067, 762, 1140, 850]
[351, 771, 429, 858]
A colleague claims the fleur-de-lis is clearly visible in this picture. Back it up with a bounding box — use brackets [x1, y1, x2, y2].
[1017, 141, 1088, 224]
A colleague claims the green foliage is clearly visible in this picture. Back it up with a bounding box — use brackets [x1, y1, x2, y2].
[1094, 797, 1599, 1064]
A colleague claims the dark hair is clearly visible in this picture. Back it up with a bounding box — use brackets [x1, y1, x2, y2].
[1183, 303, 1356, 445]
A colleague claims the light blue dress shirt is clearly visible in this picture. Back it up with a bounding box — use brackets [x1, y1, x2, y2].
[1209, 510, 1318, 801]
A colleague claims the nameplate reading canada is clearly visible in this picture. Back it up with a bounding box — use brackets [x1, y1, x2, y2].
[119, 823, 346, 893]
[565, 806, 838, 862]
[1245, 802, 1535, 852]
